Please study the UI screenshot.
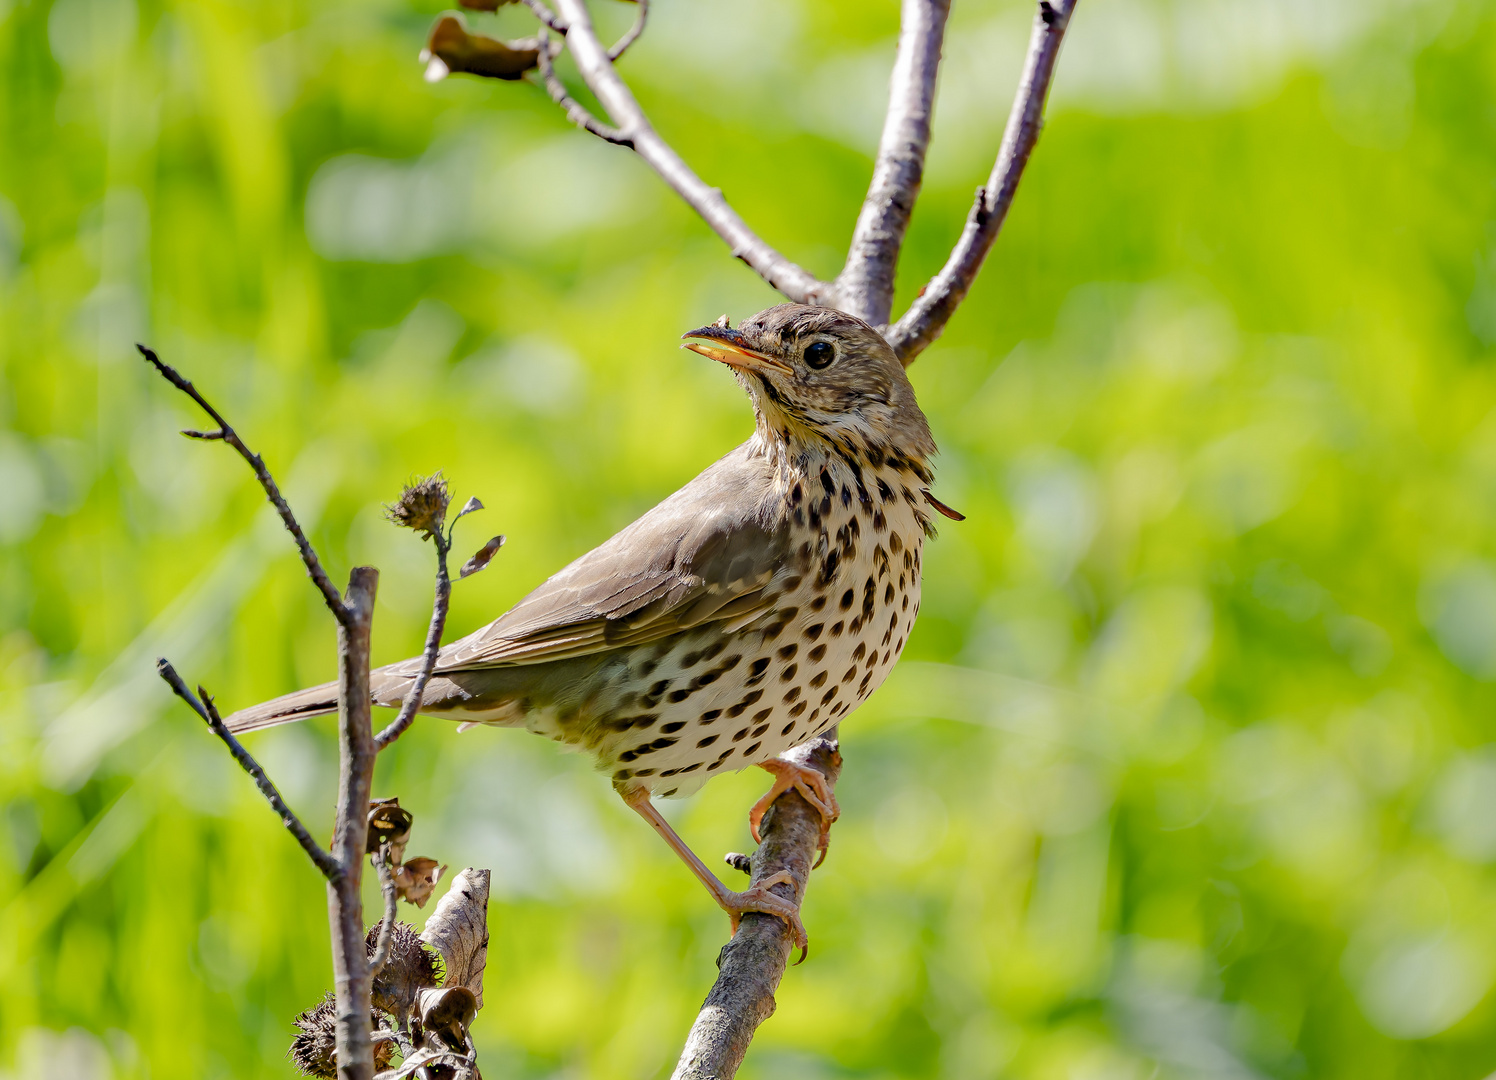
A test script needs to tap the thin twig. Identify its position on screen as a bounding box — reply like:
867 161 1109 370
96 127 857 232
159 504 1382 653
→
137 344 350 624
534 28 634 147
887 0 1077 363
375 529 453 750
669 731 842 1080
155 659 342 880
369 844 400 978
548 0 825 303
833 0 951 326
519 0 566 32
606 0 648 62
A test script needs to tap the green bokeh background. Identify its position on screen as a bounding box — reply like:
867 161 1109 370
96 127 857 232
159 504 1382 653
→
6 0 1496 1076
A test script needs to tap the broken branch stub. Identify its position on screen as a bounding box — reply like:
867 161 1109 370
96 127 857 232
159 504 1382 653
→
420 868 491 1009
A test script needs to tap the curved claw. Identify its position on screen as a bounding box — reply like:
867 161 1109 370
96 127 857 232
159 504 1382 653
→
723 869 809 960
748 758 841 866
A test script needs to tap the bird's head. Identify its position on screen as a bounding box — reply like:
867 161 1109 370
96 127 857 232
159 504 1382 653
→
682 304 935 468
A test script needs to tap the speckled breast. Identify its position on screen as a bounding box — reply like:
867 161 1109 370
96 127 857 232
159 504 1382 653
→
596 460 927 798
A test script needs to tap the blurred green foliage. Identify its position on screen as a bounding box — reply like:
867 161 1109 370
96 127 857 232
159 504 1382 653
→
5 0 1496 1076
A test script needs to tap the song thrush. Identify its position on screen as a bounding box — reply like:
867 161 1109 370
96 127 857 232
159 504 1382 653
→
227 303 953 947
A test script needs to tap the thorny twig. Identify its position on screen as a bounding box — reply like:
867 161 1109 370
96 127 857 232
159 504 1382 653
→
136 344 350 624
155 660 342 881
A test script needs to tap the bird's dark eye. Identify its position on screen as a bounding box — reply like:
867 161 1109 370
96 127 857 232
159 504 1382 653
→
804 341 835 369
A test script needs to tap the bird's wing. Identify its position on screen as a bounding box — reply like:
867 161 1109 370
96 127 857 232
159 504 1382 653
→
422 443 791 672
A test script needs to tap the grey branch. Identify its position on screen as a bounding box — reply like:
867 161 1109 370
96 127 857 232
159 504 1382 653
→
546 0 825 303
374 529 453 750
888 0 1078 363
606 0 648 62
330 566 381 1079
155 659 341 880
136 344 350 625
368 846 400 979
670 731 842 1080
519 0 565 32
535 28 633 147
832 0 951 327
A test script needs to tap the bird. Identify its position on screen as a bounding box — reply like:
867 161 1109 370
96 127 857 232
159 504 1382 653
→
226 303 955 948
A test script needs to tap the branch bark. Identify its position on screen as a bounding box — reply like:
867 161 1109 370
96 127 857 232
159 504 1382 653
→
887 0 1077 363
670 731 842 1080
832 0 951 326
330 566 379 1080
547 0 825 303
368 846 400 979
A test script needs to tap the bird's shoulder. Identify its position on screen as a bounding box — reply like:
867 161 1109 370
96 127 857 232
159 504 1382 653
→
433 440 795 670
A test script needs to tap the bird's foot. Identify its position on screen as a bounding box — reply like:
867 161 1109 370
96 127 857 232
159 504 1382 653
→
748 757 841 867
721 870 809 959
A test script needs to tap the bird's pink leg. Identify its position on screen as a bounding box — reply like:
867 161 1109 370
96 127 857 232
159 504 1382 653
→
619 785 807 951
748 757 840 867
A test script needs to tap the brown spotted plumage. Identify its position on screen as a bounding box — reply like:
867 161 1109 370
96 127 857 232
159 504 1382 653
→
225 303 943 947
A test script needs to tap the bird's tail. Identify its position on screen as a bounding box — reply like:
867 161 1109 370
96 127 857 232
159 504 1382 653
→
223 681 343 733
223 666 530 734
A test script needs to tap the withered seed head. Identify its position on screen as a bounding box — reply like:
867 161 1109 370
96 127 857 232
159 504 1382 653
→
385 472 451 539
368 922 444 1019
289 995 338 1077
289 993 395 1075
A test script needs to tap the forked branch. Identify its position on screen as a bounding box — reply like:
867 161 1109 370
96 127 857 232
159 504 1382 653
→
833 0 951 326
888 0 1077 361
155 660 342 880
136 345 349 624
441 0 1076 358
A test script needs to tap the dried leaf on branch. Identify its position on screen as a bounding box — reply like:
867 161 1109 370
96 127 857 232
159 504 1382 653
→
422 14 541 82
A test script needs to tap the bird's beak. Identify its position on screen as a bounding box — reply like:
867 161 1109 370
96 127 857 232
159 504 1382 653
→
681 324 793 377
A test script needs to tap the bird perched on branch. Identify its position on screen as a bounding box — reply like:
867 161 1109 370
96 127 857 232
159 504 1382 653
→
227 303 955 947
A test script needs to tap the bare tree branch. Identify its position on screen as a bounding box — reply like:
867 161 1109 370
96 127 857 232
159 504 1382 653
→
606 0 648 62
832 0 951 326
519 0 566 32
155 659 342 880
546 0 825 303
534 28 634 147
670 731 842 1080
374 525 453 751
330 566 381 1080
136 345 350 624
887 0 1077 363
368 846 400 979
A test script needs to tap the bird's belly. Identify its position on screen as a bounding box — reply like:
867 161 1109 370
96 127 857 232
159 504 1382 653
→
601 490 925 798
